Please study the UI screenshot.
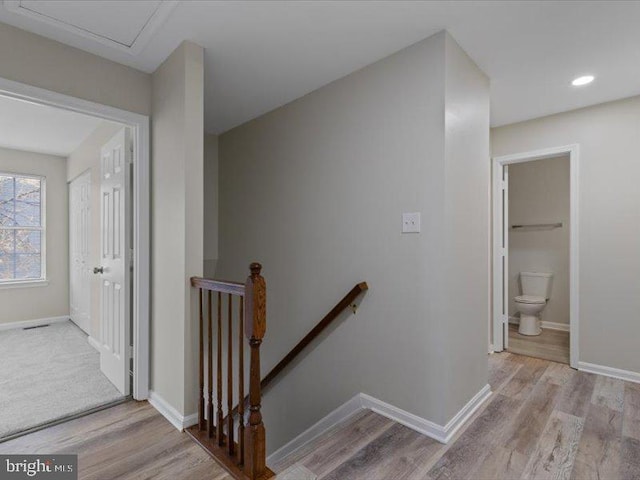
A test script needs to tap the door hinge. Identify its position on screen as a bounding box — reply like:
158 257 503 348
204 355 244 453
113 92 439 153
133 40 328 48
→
127 344 134 359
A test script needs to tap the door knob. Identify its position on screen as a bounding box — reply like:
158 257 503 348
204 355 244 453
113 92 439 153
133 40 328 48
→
93 267 105 274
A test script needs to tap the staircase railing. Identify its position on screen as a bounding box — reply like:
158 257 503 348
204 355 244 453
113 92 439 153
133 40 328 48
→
188 264 368 480
188 263 274 480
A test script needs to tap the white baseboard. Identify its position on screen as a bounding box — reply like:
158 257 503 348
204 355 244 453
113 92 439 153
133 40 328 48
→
577 361 640 385
267 394 363 467
361 384 492 444
183 412 199 429
541 321 570 332
442 384 493 441
87 336 101 352
0 315 69 332
148 390 199 431
267 384 492 467
509 316 570 332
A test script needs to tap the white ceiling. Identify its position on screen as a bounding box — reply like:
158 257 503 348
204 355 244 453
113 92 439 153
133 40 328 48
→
0 95 104 156
1 1 639 134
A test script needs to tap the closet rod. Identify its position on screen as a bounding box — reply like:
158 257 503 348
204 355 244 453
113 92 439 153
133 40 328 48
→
511 222 563 229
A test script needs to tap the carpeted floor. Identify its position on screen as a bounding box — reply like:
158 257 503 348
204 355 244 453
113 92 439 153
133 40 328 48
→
0 320 124 440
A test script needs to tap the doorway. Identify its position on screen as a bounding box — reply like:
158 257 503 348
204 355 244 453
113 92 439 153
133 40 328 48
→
492 145 579 368
0 76 149 440
0 103 132 439
0 76 149 400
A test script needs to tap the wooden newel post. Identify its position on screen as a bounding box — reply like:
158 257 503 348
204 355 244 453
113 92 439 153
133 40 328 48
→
244 262 267 479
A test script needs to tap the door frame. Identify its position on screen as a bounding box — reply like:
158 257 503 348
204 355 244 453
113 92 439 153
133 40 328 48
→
0 76 150 399
492 144 580 368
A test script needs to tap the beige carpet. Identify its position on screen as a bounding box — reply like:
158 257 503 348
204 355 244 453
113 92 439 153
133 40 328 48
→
0 320 124 439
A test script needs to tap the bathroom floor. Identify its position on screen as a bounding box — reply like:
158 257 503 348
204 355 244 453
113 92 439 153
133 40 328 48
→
507 324 569 364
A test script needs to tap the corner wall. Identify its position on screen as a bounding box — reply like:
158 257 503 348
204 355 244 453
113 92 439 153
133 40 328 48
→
441 33 491 421
151 41 204 415
217 30 490 452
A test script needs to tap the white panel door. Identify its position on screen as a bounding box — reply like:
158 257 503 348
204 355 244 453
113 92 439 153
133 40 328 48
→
96 128 132 395
501 166 509 350
69 171 91 334
492 163 510 351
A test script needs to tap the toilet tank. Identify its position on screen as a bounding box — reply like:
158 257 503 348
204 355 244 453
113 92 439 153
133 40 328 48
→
520 272 553 299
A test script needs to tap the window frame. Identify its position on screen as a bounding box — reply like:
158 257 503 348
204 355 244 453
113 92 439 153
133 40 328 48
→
0 171 46 287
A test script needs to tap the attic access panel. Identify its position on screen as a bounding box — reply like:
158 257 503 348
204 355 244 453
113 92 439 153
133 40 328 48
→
4 0 177 54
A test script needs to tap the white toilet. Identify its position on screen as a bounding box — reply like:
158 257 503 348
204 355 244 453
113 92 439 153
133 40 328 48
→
514 272 553 336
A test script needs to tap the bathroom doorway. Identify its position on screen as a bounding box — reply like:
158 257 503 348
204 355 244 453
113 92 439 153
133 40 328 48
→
492 145 579 367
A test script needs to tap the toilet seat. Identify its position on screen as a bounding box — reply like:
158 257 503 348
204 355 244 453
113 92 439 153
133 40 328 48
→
514 295 545 304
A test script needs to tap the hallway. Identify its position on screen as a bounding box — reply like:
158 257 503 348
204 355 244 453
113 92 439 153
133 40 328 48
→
2 352 639 479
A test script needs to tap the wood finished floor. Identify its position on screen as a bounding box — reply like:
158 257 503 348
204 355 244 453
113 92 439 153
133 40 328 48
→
2 353 639 479
508 323 570 364
0 401 232 480
275 352 640 480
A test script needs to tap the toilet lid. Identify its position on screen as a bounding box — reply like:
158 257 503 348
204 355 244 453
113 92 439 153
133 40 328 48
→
515 295 545 304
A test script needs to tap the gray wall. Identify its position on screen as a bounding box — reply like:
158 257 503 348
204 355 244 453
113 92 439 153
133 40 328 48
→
508 157 570 325
216 31 489 453
492 95 640 374
151 41 204 415
441 33 491 418
0 147 68 323
0 23 151 115
204 133 219 277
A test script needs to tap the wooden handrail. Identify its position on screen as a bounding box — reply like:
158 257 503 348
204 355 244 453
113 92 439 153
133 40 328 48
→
261 281 368 391
191 277 246 296
227 281 368 420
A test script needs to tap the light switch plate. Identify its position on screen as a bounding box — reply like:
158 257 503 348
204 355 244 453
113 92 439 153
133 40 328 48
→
402 212 420 233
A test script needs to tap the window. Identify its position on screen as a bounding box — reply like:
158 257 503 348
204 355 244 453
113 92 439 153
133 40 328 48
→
0 173 45 284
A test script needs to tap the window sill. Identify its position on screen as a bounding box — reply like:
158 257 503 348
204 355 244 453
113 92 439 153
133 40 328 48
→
0 279 49 290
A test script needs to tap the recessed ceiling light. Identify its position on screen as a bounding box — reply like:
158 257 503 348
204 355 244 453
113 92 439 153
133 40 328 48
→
571 75 594 86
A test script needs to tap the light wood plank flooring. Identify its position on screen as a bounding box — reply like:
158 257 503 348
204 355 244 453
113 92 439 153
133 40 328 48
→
508 323 570 364
275 352 640 480
2 353 639 479
0 401 232 480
